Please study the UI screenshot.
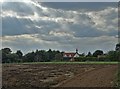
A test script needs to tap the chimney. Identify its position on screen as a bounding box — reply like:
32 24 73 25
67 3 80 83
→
76 49 78 53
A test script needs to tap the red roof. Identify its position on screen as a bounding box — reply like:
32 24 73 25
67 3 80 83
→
63 53 76 57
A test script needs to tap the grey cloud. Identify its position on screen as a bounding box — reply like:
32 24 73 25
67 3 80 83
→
1 1 118 53
2 2 118 37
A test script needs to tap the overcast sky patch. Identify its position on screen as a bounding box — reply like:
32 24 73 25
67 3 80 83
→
1 1 118 54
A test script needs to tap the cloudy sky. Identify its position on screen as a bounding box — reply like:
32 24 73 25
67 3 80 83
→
1 0 118 54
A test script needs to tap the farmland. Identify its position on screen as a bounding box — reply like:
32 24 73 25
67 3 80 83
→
2 62 118 89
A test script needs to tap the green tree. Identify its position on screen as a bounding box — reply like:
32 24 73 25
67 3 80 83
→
116 43 120 51
93 50 103 57
2 48 12 63
54 53 63 61
47 49 53 61
2 48 12 54
7 53 19 63
23 51 35 62
34 54 42 62
86 52 92 57
107 51 117 61
16 50 23 58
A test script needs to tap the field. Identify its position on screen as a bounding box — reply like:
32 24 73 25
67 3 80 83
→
2 62 118 89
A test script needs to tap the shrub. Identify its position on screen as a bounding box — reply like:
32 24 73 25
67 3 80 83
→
74 57 97 62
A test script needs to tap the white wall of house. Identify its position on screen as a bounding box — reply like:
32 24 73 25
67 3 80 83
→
69 55 72 57
74 53 79 58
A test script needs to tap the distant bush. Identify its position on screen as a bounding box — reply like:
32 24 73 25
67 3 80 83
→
74 57 97 62
97 57 110 61
106 51 120 61
74 56 115 62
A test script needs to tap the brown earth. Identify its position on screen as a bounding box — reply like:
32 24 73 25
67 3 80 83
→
2 64 118 89
57 65 118 87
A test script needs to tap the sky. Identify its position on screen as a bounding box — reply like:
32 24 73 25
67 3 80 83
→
0 0 119 54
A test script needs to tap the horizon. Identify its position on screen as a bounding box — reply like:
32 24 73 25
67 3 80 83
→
1 47 117 55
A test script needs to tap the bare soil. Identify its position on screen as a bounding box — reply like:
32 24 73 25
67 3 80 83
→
58 65 118 87
2 63 118 89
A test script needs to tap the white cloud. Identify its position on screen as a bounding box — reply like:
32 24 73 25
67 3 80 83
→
2 34 40 43
49 30 73 37
35 25 43 29
2 1 117 33
2 10 18 18
1 1 118 53
85 7 118 31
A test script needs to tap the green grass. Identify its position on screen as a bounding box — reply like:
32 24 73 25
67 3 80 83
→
5 61 118 65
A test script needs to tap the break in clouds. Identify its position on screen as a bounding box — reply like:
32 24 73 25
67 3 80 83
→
1 0 118 54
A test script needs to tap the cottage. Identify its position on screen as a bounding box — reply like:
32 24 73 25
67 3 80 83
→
63 49 80 61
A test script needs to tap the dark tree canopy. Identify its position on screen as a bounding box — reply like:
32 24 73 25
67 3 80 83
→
86 52 92 57
16 50 23 58
2 48 12 54
93 50 104 57
116 43 120 51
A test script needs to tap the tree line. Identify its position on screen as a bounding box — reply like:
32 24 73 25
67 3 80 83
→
1 43 120 63
1 48 64 63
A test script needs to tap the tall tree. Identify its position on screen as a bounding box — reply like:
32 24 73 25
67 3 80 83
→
47 49 53 61
2 48 12 63
107 51 118 61
16 50 23 58
93 50 103 57
86 52 92 57
7 53 19 63
54 53 63 61
2 48 12 54
116 43 120 51
23 51 35 62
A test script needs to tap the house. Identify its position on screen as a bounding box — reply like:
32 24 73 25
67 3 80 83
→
63 49 80 61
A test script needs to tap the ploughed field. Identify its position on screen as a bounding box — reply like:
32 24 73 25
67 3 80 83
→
2 63 118 89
